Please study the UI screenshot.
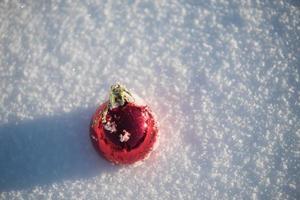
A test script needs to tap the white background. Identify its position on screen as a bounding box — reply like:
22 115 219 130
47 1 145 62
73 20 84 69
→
0 0 299 199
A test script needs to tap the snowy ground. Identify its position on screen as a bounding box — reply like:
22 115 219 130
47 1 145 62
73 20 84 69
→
0 0 299 199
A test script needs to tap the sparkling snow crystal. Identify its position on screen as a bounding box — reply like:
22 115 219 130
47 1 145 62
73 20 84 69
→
0 0 299 199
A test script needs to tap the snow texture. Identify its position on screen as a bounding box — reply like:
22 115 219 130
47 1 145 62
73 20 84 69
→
0 0 299 199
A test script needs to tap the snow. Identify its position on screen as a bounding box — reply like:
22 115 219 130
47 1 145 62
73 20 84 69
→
0 0 299 199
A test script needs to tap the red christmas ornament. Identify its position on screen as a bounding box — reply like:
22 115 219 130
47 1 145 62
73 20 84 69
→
90 84 158 165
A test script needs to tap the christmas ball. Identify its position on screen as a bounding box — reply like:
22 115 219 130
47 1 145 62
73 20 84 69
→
90 84 158 165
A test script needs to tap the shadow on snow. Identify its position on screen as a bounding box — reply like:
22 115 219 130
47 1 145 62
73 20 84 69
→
0 107 118 192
